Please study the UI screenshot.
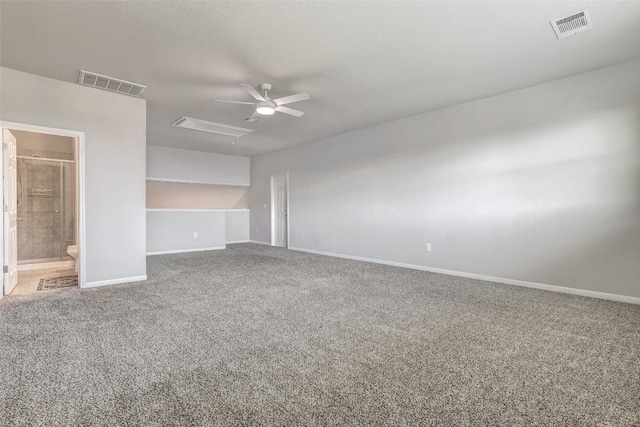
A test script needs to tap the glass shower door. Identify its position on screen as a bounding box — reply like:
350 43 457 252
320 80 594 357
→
17 158 75 264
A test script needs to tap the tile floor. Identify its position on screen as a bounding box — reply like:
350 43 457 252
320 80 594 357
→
11 267 77 296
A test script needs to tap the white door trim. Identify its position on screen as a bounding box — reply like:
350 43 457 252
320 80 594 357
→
270 171 289 248
2 129 18 296
0 121 86 292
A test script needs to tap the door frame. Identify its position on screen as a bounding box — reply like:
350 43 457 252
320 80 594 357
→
2 129 18 295
270 171 289 248
0 121 86 296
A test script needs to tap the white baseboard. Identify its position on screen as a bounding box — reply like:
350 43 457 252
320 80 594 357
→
146 246 226 256
18 260 75 271
83 275 147 289
249 240 271 246
289 246 640 305
226 240 250 244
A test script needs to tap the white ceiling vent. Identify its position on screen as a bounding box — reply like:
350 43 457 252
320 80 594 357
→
171 117 254 137
551 9 593 39
79 70 146 97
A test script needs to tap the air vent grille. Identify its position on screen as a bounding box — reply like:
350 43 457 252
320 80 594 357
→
79 70 146 97
172 117 254 137
551 9 593 39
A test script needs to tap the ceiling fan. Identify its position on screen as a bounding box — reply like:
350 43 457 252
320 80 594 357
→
214 83 310 119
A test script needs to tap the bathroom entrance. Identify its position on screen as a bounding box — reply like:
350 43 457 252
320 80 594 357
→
1 125 82 296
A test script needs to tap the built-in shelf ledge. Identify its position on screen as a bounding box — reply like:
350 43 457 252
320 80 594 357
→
146 208 249 212
146 177 249 187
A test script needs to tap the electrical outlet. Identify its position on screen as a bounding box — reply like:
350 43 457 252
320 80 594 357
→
194 232 198 238
425 243 432 252
256 227 259 233
263 203 267 209
299 231 304 238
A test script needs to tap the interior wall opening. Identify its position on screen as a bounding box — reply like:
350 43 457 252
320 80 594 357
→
3 128 80 295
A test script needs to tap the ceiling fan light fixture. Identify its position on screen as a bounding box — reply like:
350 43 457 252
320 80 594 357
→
256 103 275 115
214 83 310 118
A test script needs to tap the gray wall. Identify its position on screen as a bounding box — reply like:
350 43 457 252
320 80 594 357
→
251 59 640 299
146 181 249 209
146 209 248 253
225 210 250 243
1 67 147 284
147 145 250 185
147 210 226 254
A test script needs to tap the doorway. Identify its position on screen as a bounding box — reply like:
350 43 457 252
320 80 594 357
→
1 122 85 297
270 172 289 248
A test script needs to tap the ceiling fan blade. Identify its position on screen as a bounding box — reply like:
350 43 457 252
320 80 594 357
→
241 84 266 102
213 99 256 105
274 92 310 106
275 106 304 117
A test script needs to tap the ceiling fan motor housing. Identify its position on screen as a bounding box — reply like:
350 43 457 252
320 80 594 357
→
256 101 276 115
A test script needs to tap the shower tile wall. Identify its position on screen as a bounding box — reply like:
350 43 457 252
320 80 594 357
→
17 149 74 262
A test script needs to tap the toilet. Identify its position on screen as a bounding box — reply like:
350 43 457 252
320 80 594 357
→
67 245 78 272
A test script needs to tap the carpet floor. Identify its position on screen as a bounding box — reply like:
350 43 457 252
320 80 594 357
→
0 243 639 426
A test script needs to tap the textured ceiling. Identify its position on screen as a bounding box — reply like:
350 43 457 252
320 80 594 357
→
1 1 639 156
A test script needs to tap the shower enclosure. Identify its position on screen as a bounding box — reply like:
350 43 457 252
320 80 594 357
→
17 157 76 264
